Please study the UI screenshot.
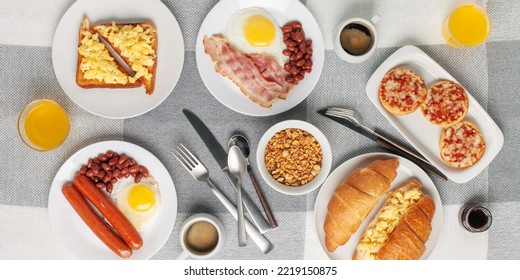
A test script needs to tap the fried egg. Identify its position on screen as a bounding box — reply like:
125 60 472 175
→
110 176 160 231
224 8 286 65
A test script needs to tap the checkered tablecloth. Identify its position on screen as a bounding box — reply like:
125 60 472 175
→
1 0 519 260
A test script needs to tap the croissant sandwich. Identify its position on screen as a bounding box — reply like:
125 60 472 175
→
353 179 435 260
324 159 399 252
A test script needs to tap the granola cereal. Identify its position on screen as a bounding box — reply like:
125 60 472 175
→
264 128 323 187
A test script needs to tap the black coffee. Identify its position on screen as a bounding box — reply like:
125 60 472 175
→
468 209 489 229
339 23 374 56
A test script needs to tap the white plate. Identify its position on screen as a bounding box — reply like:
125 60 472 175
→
256 120 332 195
48 141 177 259
52 0 184 119
314 152 443 260
366 45 503 183
195 0 324 116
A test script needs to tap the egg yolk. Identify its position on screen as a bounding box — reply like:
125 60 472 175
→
128 184 156 212
244 15 275 47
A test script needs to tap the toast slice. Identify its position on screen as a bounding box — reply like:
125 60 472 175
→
76 17 141 88
93 22 158 94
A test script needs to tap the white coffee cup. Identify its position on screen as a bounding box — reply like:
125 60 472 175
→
333 15 380 63
177 213 225 260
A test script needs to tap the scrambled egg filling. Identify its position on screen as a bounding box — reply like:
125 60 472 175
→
358 188 422 259
78 30 129 84
97 23 156 83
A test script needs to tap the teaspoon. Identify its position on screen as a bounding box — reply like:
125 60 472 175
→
230 134 278 229
227 144 247 246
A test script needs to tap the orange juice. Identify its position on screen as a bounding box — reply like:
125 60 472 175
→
443 4 491 48
19 100 69 151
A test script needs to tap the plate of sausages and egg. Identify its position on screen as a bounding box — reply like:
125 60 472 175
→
48 141 177 259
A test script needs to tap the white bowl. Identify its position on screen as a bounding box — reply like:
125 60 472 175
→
256 120 332 195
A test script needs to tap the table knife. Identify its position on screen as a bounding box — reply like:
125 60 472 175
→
98 36 136 77
183 109 272 233
317 109 448 180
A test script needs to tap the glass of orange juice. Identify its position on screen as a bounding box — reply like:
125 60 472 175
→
18 99 70 151
442 4 491 48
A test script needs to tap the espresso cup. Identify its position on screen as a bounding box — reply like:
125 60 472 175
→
177 213 225 260
333 15 380 63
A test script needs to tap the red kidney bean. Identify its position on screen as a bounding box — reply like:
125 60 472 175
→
284 63 291 72
124 173 130 178
285 40 297 47
111 178 118 184
299 42 306 53
86 170 94 177
106 183 113 193
282 25 293 33
118 155 128 165
306 48 313 55
113 169 121 178
296 59 305 67
295 52 303 60
290 66 299 75
306 39 312 46
139 166 149 177
285 76 295 83
292 21 302 28
105 150 114 159
121 160 130 168
294 32 303 42
305 67 312 73
121 168 129 175
101 163 110 172
96 183 106 189
105 171 112 181
108 157 118 166
128 165 139 174
97 153 107 162
87 158 93 168
80 166 87 175
283 33 291 40
295 74 304 81
282 50 292 56
304 54 312 59
134 173 143 183
98 170 106 179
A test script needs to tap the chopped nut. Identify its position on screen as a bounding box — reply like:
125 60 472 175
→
264 128 323 187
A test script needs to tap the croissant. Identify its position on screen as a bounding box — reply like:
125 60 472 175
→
353 179 435 260
324 159 399 252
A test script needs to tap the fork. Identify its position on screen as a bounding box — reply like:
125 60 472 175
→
326 107 447 180
326 107 431 165
172 144 273 254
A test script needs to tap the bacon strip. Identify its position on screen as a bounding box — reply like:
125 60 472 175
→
248 54 294 100
203 35 291 107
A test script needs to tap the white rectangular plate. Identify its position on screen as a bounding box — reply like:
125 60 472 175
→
366 45 503 183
